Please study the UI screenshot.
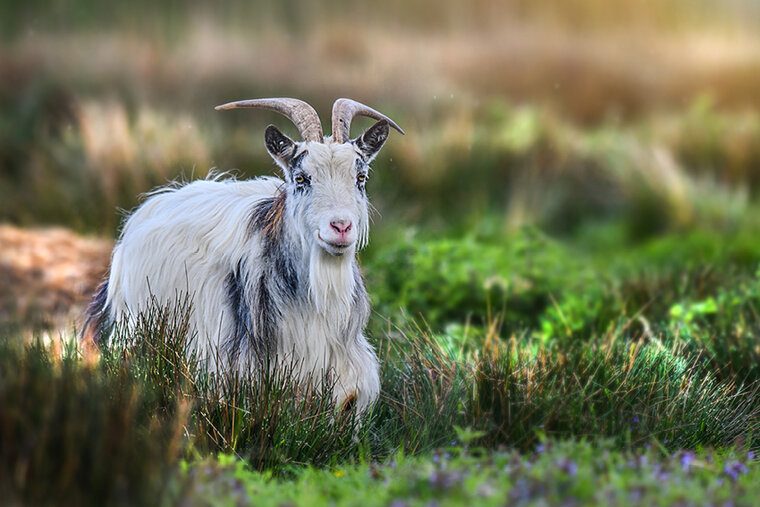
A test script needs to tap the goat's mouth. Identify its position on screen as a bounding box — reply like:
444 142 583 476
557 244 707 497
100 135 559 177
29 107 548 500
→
316 232 353 257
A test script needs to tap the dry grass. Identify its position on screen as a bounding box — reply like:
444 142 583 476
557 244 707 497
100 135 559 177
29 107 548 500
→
3 8 759 122
0 224 111 334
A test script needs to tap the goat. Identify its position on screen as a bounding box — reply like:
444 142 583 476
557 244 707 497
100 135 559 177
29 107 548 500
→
81 97 403 411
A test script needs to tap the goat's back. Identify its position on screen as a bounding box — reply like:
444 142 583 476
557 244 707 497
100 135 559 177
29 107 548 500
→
104 176 283 364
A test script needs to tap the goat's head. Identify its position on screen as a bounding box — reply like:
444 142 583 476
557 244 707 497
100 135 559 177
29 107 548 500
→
216 98 403 257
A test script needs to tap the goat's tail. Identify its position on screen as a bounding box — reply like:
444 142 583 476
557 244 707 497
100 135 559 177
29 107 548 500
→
80 279 111 352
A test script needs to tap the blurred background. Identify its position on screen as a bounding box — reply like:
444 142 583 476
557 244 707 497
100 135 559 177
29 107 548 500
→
2 0 760 337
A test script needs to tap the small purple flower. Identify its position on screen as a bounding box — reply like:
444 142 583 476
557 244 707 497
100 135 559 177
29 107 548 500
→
628 487 644 503
723 461 749 481
432 454 440 464
536 444 545 454
680 451 696 471
748 451 755 461
632 417 639 424
651 464 668 481
558 459 578 477
428 470 463 490
509 479 530 502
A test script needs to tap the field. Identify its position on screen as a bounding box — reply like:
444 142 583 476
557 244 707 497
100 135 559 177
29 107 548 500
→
2 1 760 505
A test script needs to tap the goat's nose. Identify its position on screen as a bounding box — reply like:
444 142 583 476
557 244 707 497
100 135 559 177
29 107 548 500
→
330 219 352 235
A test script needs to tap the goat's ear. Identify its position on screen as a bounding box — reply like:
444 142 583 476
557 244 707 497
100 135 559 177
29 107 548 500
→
265 125 298 171
354 120 390 163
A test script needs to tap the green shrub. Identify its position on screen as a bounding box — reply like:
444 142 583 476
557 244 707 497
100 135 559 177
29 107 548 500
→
368 228 582 334
366 226 760 343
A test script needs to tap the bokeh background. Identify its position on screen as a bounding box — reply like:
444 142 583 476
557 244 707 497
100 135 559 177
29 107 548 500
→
2 0 760 337
5 5 760 502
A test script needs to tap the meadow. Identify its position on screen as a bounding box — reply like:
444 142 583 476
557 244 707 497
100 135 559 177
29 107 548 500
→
2 1 760 505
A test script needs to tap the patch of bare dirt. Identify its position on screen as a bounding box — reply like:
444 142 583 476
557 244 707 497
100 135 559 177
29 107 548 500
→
0 224 112 335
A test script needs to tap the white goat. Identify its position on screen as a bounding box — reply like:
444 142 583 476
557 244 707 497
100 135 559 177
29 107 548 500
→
82 98 403 411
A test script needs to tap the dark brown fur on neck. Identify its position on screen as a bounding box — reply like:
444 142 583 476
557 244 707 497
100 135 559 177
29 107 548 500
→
250 191 286 244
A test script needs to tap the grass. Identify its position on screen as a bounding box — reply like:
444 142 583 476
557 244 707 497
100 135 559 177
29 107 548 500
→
174 442 759 506
4 318 759 504
3 191 760 505
3 237 760 502
3 0 760 237
0 339 186 506
4 90 760 238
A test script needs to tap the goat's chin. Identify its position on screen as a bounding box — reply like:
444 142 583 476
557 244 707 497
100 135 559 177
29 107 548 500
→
315 233 355 257
320 243 353 257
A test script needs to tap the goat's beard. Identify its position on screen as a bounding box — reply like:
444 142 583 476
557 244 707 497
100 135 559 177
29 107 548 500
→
308 243 355 328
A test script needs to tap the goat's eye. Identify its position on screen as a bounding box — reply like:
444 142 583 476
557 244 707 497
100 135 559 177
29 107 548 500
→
357 173 366 183
295 175 305 184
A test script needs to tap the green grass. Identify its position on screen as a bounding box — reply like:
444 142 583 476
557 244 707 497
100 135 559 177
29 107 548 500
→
3 233 760 502
3 330 759 504
174 442 759 506
0 339 185 506
3 214 760 504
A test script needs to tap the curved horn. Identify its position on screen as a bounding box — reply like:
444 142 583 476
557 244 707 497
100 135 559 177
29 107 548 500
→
215 98 323 143
331 98 404 144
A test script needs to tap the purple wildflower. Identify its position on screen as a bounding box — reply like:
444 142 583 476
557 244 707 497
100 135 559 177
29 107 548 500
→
723 461 749 481
680 451 696 472
652 464 669 481
428 470 463 490
556 458 578 477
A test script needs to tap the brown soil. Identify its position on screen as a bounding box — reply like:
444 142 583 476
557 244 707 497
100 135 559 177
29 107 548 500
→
0 224 112 335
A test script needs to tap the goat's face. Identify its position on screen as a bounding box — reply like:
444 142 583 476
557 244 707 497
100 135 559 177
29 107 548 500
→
265 120 390 257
